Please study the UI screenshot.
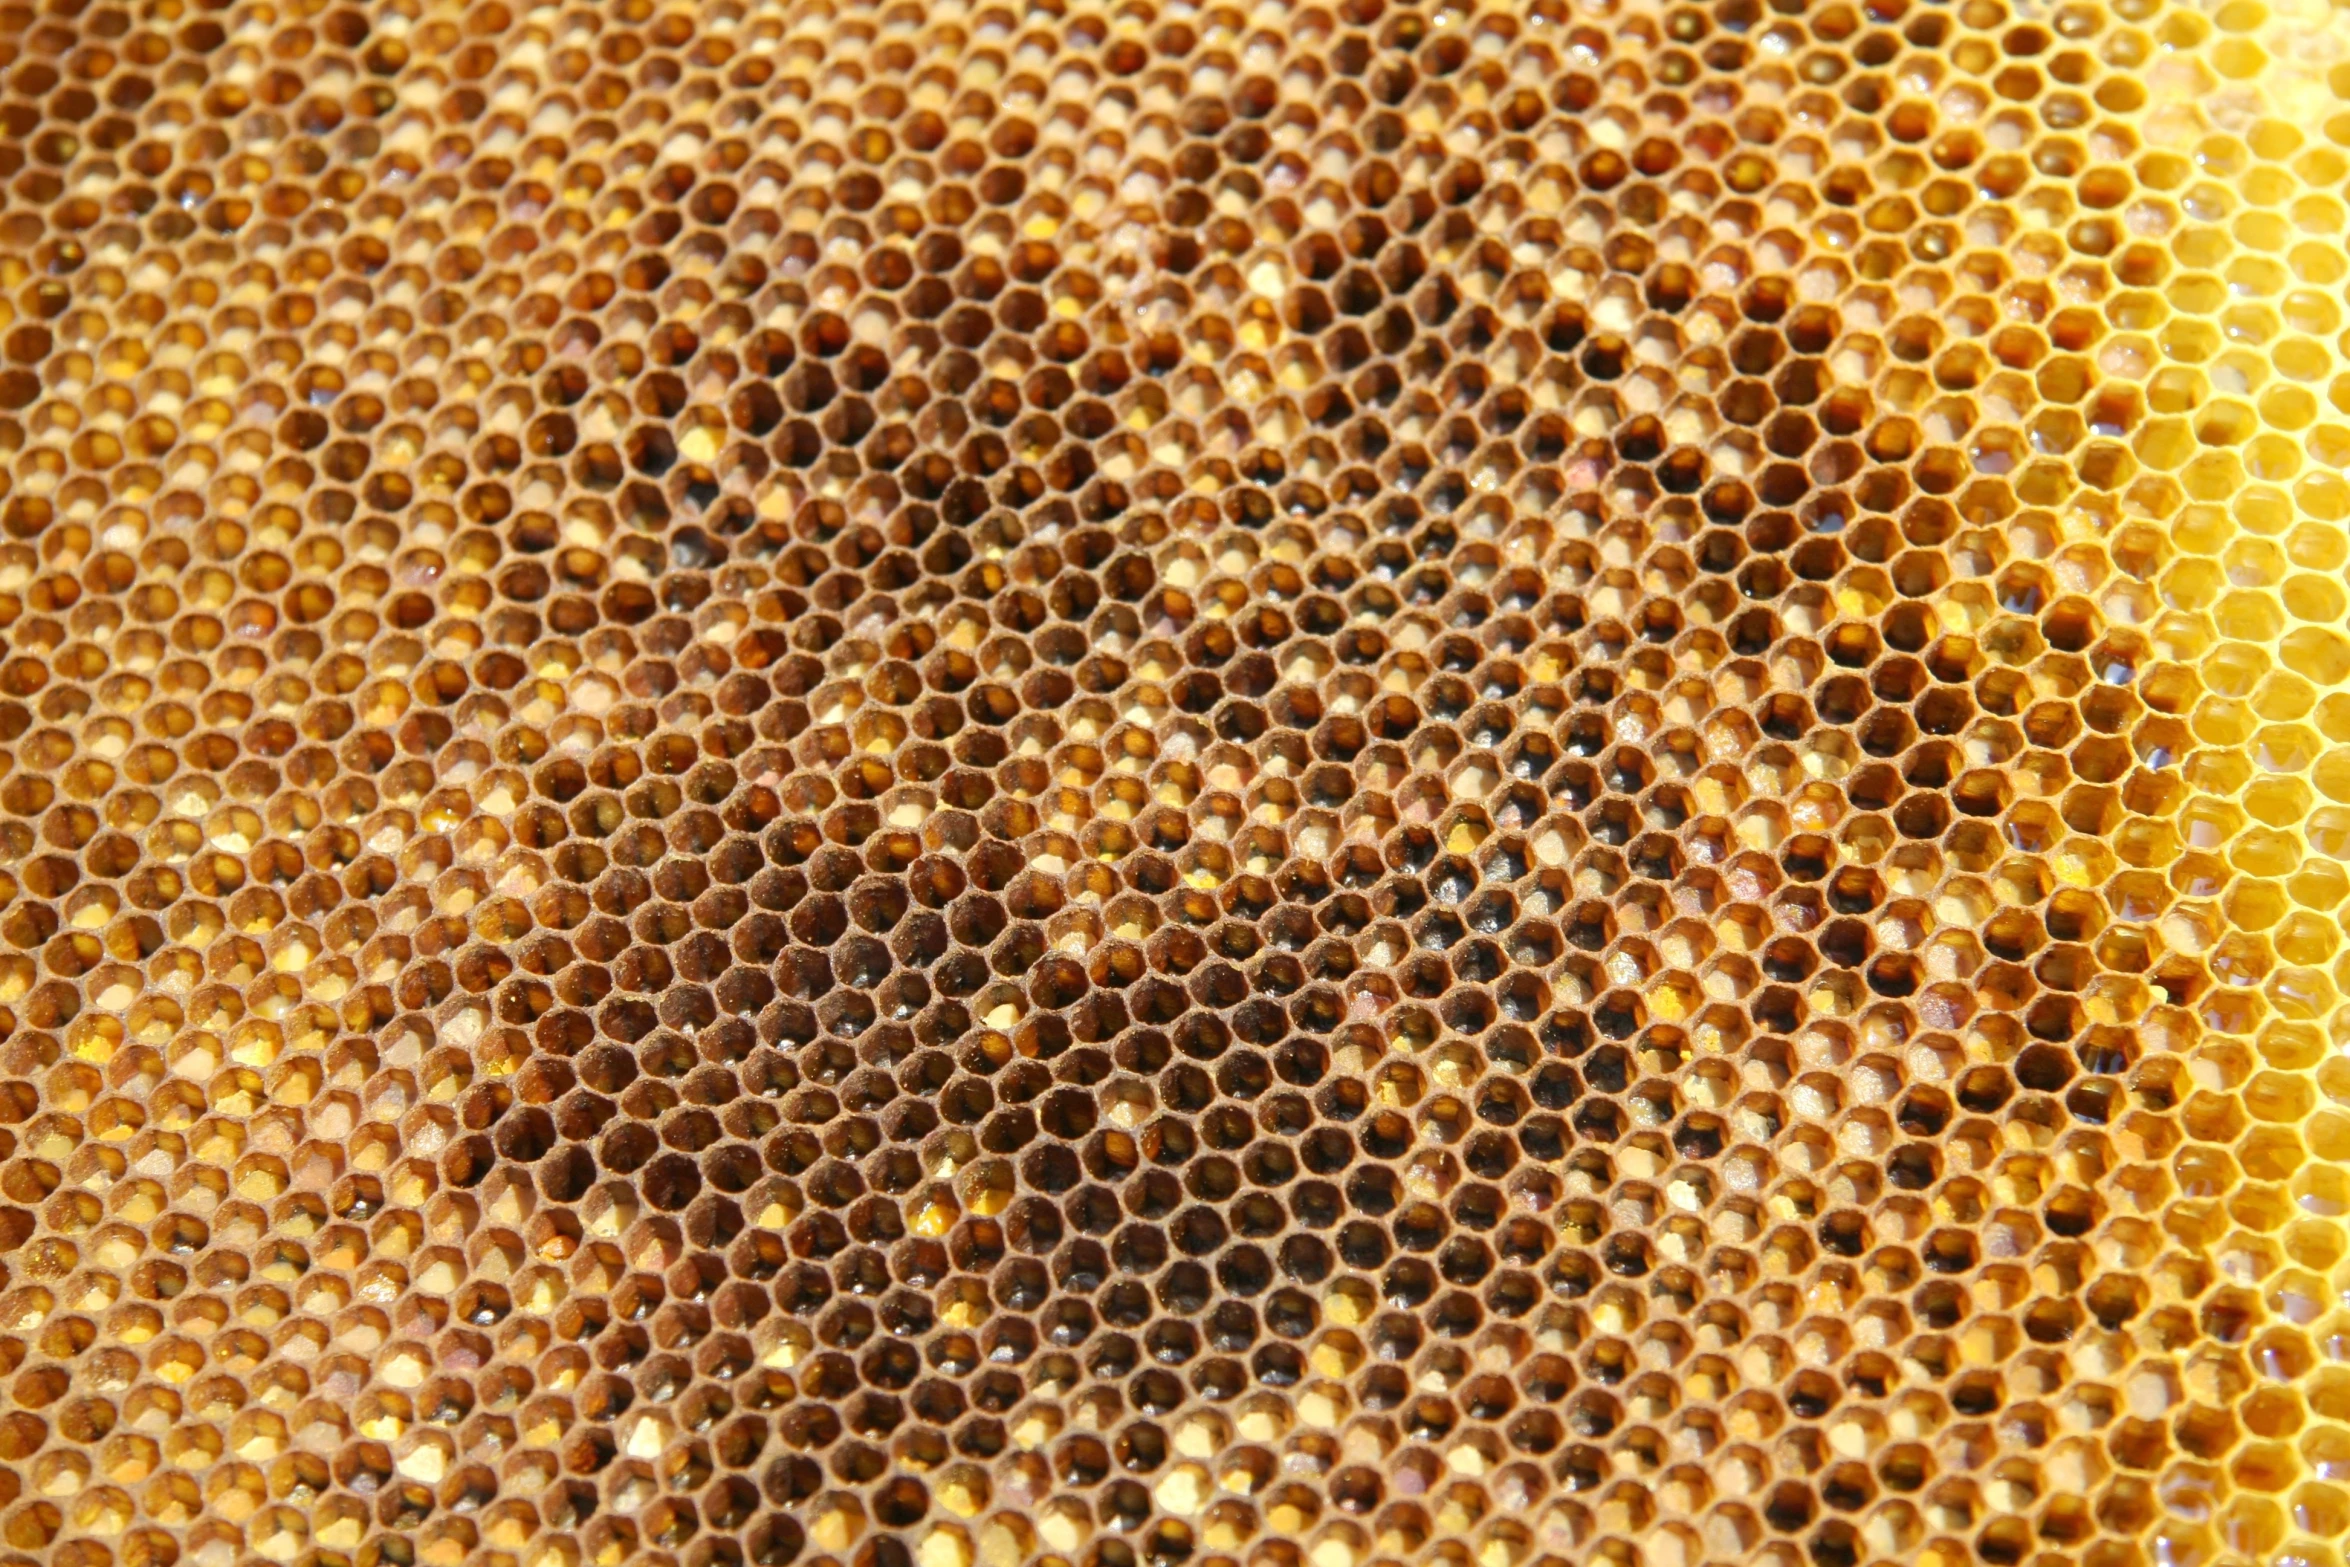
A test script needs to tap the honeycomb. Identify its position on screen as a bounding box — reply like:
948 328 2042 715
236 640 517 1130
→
11 0 2350 1564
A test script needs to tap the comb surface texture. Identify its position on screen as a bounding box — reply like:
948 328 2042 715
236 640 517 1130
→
4 3 2350 1567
